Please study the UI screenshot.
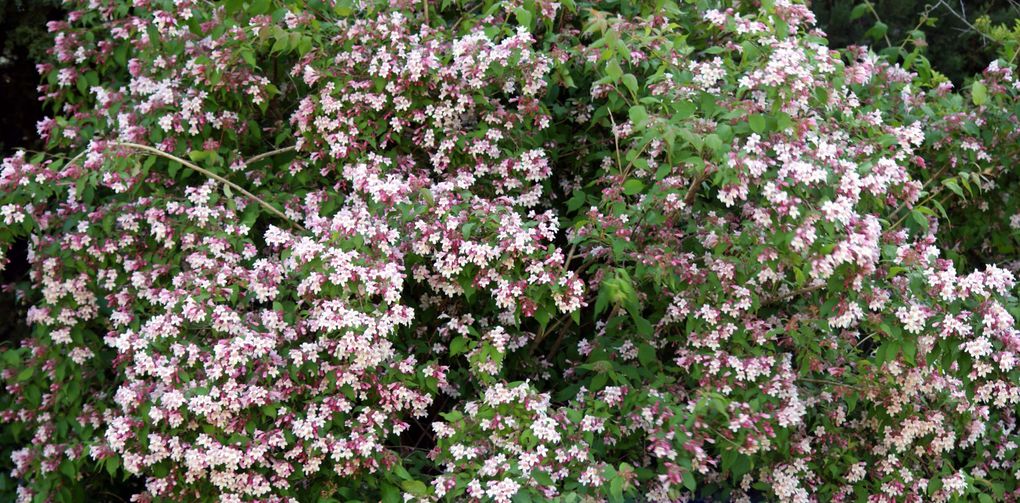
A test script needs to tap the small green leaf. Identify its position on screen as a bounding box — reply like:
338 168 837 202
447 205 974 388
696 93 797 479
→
188 150 209 162
381 483 400 503
249 0 271 15
606 59 623 82
532 469 554 486
775 112 793 131
865 21 888 42
450 336 469 356
393 464 412 481
628 105 648 126
622 179 645 195
704 133 723 152
240 49 256 67
849 3 869 21
566 190 586 212
673 100 696 120
748 114 766 134
910 209 929 231
972 81 988 106
609 476 624 502
621 73 639 95
942 178 964 197
514 7 532 28
400 480 428 496
105 456 121 478
682 471 696 491
637 344 656 367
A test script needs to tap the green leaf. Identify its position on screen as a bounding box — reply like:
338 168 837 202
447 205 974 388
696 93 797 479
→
775 112 793 131
910 209 929 231
400 480 428 496
849 3 869 20
249 0 272 15
105 456 121 478
621 73 639 95
942 178 964 197
972 81 988 106
903 337 916 364
440 410 463 422
673 100 696 120
865 21 888 42
682 471 696 491
748 114 766 134
514 7 532 28
730 454 751 480
271 35 289 54
606 59 623 82
637 344 656 367
609 476 624 502
622 179 645 196
261 404 278 418
240 49 257 67
188 150 209 162
566 190 586 212
532 469 554 486
704 133 723 152
393 464 412 481
594 288 609 317
628 105 648 126
381 483 400 503
113 45 129 66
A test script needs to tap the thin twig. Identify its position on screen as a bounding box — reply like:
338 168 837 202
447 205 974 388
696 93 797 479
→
608 111 623 171
796 377 863 391
863 1 894 49
244 145 296 166
761 283 824 307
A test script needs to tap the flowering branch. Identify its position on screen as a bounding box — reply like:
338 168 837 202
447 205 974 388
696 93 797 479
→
112 142 306 231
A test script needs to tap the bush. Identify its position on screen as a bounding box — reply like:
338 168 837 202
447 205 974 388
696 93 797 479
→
1 0 1019 501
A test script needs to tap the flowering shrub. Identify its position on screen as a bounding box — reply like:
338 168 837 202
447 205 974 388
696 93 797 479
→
2 0 1020 501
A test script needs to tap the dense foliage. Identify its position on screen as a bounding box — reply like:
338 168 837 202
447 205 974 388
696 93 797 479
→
813 0 1020 86
1 0 1020 501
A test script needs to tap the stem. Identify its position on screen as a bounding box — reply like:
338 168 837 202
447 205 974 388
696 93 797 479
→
683 167 711 207
796 377 863 391
854 331 878 349
621 138 652 179
608 111 623 172
888 192 939 231
244 145 296 166
564 242 578 270
761 283 824 307
863 1 894 49
112 142 306 231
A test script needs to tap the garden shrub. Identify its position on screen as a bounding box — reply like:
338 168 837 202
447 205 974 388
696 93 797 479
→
1 0 1020 502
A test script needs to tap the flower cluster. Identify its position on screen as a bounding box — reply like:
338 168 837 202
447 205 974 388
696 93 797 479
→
1 0 1020 502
